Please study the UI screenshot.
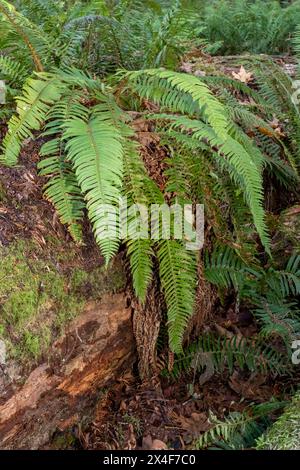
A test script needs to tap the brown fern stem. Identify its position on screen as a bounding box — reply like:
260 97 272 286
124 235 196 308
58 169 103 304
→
0 3 44 72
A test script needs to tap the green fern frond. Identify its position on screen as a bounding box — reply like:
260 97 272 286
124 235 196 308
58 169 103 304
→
168 333 288 379
155 114 270 250
253 60 300 172
204 245 259 290
196 400 286 450
36 90 88 242
157 239 197 353
63 113 124 264
0 0 46 72
0 55 27 86
56 67 104 92
126 69 229 136
38 142 85 243
127 238 153 302
123 140 155 302
0 73 63 166
267 254 300 298
202 74 265 105
254 298 300 343
256 390 300 450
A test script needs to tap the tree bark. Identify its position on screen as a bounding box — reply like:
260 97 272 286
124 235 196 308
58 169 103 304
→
0 294 135 449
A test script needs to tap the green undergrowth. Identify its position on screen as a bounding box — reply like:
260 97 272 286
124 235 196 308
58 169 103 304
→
256 390 300 450
0 238 125 365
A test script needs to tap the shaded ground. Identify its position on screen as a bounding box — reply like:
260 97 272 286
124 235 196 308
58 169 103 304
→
52 365 294 450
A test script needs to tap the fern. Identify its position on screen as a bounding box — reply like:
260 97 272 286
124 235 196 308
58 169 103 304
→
252 59 300 172
38 143 84 243
0 0 47 72
254 298 300 344
0 73 63 166
63 112 124 264
256 390 300 450
167 333 288 379
204 246 257 290
0 7 299 360
37 90 89 242
123 140 155 302
196 400 287 450
205 247 300 344
0 55 27 86
199 0 300 56
127 69 229 136
265 254 300 298
157 239 197 353
155 113 269 250
126 69 270 250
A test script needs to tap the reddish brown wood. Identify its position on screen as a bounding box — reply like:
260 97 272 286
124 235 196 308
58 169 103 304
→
0 294 135 449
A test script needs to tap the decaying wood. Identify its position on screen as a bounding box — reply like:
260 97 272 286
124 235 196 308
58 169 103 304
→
0 294 135 449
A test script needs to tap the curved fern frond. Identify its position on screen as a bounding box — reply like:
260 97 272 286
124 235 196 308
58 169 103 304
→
202 74 266 105
126 69 229 136
0 73 63 166
157 239 197 353
254 297 300 343
266 254 300 298
155 114 270 250
196 401 286 450
168 333 288 379
63 113 124 264
204 245 259 290
0 0 46 72
38 140 85 243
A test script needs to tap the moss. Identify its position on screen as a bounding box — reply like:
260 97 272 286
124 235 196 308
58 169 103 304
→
0 239 125 365
52 432 77 450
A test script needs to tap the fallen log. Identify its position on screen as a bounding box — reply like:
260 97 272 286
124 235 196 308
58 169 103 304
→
0 293 135 449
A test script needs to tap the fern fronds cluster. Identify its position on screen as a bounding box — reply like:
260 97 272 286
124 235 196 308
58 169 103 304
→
0 69 203 352
196 400 287 450
205 247 300 344
0 0 299 363
1 59 299 354
199 0 300 56
256 390 300 450
167 332 288 380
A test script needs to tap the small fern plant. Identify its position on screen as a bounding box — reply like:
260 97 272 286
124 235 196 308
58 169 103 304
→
195 400 287 450
205 246 300 347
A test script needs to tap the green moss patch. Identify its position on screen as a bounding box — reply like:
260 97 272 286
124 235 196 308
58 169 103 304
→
0 239 125 365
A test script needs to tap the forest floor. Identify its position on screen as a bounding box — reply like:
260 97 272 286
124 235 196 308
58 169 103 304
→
0 55 298 450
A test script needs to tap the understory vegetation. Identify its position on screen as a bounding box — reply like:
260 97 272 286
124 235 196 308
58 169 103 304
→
0 0 300 450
